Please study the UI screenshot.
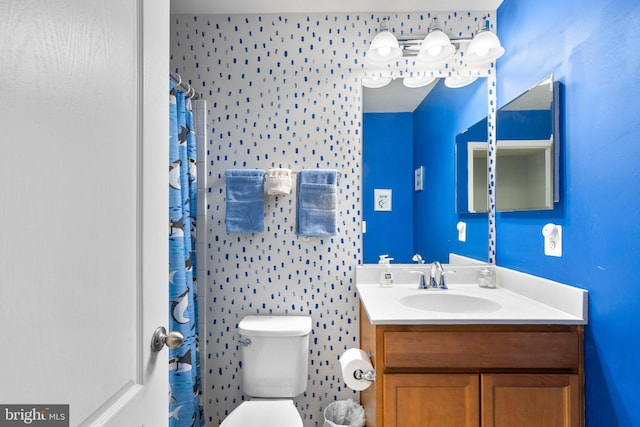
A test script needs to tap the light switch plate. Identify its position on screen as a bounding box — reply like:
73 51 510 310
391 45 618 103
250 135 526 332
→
374 189 392 211
414 166 424 191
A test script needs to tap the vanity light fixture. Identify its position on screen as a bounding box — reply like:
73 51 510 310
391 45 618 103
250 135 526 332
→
416 18 455 66
465 19 505 66
364 16 504 89
444 74 478 88
365 18 403 65
403 75 437 88
362 74 393 88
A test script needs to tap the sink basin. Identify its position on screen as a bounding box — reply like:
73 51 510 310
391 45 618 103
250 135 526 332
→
399 293 502 314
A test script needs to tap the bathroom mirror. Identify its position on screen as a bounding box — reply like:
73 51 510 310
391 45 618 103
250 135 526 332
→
362 77 489 264
455 75 560 213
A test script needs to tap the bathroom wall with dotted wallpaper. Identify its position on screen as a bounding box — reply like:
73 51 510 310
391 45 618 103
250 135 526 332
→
170 11 491 426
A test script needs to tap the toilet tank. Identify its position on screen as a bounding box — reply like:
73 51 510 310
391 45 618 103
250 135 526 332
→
238 315 312 398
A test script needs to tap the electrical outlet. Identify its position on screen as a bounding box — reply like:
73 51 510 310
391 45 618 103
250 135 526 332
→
542 223 562 257
457 221 466 242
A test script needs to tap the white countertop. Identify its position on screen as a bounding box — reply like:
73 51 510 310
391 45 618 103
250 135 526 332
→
356 263 588 325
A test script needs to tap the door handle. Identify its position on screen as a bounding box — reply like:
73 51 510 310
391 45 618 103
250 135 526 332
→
151 326 184 352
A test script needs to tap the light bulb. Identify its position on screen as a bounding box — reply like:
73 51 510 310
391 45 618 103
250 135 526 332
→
366 30 402 65
377 46 391 57
428 45 442 57
465 30 504 65
417 30 454 66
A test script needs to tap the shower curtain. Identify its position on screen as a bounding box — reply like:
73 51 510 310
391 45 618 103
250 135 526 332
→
169 81 204 427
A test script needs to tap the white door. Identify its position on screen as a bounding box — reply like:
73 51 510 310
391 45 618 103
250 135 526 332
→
0 1 170 426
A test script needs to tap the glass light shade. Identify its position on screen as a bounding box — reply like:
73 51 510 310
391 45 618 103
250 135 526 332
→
416 30 455 65
403 75 437 88
465 30 505 65
362 75 392 88
366 31 403 64
444 75 478 88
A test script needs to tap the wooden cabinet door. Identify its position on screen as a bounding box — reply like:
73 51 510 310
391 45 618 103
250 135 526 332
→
384 374 480 427
481 374 581 427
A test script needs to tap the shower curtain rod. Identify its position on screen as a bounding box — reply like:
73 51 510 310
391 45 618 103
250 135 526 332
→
170 72 201 99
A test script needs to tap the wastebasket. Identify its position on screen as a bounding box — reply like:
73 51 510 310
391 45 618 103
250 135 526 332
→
323 399 366 427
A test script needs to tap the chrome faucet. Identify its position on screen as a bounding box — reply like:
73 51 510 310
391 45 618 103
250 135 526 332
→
430 261 450 290
412 262 452 290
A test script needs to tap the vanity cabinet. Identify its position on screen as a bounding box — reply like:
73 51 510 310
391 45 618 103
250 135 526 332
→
481 373 580 427
360 306 584 427
384 373 479 427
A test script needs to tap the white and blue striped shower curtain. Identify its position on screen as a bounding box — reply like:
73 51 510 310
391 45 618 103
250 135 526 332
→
168 81 204 427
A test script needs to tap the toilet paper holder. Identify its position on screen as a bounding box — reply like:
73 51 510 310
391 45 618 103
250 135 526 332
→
353 368 376 382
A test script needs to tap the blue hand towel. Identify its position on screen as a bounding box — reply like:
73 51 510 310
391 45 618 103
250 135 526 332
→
225 169 265 233
296 169 339 237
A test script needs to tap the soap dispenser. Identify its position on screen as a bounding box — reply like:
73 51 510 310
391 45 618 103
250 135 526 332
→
378 255 394 287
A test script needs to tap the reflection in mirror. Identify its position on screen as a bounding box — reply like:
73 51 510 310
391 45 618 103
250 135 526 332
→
455 75 560 213
363 77 488 264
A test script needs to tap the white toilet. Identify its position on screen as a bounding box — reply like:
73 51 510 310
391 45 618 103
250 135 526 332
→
220 315 313 427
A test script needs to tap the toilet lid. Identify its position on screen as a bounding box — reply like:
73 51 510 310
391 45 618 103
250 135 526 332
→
220 400 303 427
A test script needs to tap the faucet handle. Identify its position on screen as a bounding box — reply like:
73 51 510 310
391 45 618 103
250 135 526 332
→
429 262 441 288
438 269 455 289
429 262 455 289
410 271 427 289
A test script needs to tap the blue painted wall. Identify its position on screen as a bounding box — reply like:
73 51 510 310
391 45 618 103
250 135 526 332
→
362 113 414 263
497 1 640 425
498 110 552 140
413 79 489 263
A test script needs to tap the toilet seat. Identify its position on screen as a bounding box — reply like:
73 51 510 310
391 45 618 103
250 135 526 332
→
220 400 303 427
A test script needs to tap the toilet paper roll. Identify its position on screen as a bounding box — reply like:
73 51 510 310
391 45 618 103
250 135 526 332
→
340 348 374 391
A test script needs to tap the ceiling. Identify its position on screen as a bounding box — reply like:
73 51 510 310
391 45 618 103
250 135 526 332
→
170 0 504 112
171 0 503 14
